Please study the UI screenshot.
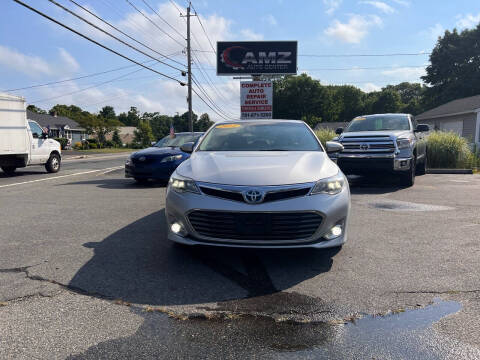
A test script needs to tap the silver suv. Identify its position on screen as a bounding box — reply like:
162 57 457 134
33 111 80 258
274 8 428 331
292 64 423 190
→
333 114 429 186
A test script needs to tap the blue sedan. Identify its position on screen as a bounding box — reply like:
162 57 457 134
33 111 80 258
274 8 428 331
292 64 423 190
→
125 132 203 183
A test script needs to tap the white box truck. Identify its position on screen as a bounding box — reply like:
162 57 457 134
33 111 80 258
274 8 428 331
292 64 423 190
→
0 93 61 175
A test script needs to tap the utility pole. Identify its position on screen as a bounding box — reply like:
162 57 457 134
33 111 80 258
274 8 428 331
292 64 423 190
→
186 2 193 133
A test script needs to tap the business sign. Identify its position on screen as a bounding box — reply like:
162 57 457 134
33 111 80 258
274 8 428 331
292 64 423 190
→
217 41 297 75
240 81 273 119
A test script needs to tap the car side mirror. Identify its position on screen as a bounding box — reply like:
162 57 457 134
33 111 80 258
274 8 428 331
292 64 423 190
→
335 127 344 135
325 141 344 153
415 124 430 132
41 132 48 139
32 133 39 139
180 142 194 153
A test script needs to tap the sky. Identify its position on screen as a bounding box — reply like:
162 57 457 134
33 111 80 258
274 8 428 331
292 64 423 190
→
1 0 480 121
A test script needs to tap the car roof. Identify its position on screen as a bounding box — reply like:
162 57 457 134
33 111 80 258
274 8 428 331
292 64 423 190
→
214 119 305 125
354 113 410 118
172 132 204 135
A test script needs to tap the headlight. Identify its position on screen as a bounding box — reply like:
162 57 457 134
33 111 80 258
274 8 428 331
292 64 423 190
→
168 173 200 194
396 138 412 149
161 154 183 163
310 172 345 195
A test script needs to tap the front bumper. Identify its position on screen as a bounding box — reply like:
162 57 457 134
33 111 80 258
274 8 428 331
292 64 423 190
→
125 163 177 180
165 185 350 249
335 153 412 175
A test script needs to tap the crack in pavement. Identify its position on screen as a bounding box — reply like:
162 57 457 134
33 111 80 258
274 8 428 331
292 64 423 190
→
391 290 480 295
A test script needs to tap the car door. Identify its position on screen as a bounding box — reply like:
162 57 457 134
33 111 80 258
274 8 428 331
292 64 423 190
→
28 121 50 164
411 117 426 159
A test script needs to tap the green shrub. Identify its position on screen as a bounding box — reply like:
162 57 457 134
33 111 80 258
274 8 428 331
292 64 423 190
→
426 131 474 169
104 140 115 148
54 137 68 150
314 128 337 147
89 143 98 149
87 138 98 145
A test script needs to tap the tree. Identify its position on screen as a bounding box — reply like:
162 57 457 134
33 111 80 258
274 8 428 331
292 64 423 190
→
112 129 123 147
133 120 154 147
422 24 480 107
371 89 402 114
99 106 116 120
27 105 46 114
197 113 214 131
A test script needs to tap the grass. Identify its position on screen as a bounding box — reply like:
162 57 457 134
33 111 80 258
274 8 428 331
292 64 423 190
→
426 131 479 169
74 148 136 153
314 128 337 147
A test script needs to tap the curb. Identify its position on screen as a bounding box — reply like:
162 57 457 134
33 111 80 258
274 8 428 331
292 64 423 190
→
426 169 473 174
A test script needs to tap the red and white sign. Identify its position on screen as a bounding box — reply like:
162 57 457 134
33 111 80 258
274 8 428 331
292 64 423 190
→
240 81 273 119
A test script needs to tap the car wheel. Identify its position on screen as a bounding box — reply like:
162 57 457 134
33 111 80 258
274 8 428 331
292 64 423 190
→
416 154 427 175
1 166 17 175
401 158 415 187
45 153 61 173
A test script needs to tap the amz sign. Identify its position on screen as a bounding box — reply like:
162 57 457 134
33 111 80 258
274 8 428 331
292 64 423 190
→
217 41 297 75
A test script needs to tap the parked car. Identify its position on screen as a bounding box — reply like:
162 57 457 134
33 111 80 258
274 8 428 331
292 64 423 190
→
125 132 204 183
0 93 61 175
333 114 429 186
165 120 350 249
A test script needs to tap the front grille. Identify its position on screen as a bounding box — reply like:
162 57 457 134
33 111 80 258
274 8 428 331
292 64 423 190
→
198 185 311 204
188 211 323 241
340 136 395 153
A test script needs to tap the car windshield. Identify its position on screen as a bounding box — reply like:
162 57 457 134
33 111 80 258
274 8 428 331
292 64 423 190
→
154 133 202 148
345 115 411 132
197 122 322 151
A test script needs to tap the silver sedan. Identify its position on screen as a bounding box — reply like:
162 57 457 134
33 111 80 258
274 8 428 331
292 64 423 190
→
165 120 350 249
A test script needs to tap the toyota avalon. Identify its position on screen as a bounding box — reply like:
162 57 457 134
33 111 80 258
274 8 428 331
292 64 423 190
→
165 120 350 249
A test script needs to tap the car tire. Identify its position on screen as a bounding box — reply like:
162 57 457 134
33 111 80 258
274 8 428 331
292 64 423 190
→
401 158 416 187
416 154 427 175
45 153 61 173
1 166 17 175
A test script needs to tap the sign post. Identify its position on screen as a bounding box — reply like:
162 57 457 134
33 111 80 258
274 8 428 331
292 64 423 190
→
240 81 273 119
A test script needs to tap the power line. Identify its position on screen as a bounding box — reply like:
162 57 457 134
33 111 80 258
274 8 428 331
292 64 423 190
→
192 75 236 119
140 0 185 40
303 65 427 71
13 0 185 85
193 49 431 57
191 87 231 121
190 2 216 54
125 0 185 48
67 0 186 68
48 0 186 73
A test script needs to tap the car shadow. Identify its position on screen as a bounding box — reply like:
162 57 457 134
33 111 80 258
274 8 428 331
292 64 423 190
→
0 169 46 178
348 175 403 195
59 178 167 189
68 209 340 306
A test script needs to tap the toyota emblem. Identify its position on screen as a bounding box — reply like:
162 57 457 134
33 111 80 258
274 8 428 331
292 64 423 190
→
243 189 265 204
360 144 370 151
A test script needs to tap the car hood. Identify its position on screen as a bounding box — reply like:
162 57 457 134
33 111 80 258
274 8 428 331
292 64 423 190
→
340 130 411 139
176 151 339 186
132 147 182 158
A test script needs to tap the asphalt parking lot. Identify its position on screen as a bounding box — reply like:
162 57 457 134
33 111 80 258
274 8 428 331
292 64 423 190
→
1 155 479 359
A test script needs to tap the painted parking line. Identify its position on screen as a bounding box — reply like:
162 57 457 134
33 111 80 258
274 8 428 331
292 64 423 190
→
0 166 124 189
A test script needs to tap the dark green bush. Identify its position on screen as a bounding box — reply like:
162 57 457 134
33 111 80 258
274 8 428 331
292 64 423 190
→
426 131 474 169
54 137 68 150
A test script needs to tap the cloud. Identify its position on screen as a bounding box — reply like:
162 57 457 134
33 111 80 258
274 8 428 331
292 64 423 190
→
239 29 264 40
456 13 480 29
381 66 426 80
390 0 409 6
361 83 381 92
426 23 444 40
262 14 277 26
58 48 80 73
323 0 342 15
324 15 382 43
0 46 53 77
360 1 396 14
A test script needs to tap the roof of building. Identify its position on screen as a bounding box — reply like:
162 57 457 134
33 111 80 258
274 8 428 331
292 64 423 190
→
26 110 84 131
416 94 480 120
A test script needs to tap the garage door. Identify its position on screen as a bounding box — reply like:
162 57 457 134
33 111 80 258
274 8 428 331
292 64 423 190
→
441 119 463 136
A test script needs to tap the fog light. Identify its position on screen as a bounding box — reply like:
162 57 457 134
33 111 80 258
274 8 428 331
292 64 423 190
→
171 222 182 234
324 224 343 240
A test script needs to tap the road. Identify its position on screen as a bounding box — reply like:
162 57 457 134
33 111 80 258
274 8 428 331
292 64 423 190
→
1 155 479 359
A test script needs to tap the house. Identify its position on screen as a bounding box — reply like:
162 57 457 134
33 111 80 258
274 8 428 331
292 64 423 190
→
27 110 88 144
416 95 480 146
106 126 136 145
